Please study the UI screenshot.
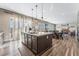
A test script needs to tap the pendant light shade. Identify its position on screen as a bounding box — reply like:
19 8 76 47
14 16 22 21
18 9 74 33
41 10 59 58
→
35 4 38 19
41 4 44 20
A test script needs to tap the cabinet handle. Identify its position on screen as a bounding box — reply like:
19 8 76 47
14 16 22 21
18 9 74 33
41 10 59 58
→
47 36 48 39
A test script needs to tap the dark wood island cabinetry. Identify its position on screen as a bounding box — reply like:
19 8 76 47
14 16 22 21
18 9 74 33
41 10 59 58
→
22 32 53 55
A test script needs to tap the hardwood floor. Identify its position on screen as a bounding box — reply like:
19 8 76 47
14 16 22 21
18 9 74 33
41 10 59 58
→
43 37 79 56
0 36 79 56
18 36 79 56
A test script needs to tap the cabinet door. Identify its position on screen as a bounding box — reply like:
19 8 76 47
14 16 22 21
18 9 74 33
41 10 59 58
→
21 32 24 43
24 34 27 45
38 36 47 53
47 34 52 47
32 36 37 53
27 35 32 48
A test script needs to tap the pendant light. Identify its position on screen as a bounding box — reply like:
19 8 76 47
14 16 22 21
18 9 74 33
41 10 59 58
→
32 8 34 20
35 4 38 32
41 3 43 20
41 4 46 32
35 4 38 19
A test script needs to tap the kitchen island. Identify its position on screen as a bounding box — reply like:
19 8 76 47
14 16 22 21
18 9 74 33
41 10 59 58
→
21 32 53 55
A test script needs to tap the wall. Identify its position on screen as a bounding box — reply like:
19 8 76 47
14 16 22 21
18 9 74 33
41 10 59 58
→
0 11 10 33
0 10 56 33
0 11 23 33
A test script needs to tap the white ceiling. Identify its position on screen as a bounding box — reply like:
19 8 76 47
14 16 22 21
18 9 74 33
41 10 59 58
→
0 3 79 24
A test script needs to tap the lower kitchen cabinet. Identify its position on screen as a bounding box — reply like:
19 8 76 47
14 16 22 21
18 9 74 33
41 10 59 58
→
27 35 32 48
22 32 28 45
31 36 37 53
24 33 28 45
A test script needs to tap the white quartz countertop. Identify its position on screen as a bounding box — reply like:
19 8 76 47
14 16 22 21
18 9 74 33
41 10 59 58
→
22 32 53 36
